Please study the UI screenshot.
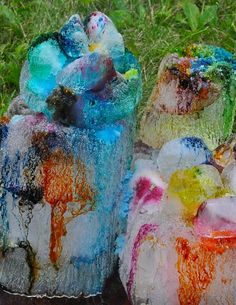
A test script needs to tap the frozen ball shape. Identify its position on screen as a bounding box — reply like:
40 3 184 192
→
157 137 212 181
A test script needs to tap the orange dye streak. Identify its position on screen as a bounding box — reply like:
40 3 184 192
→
0 116 10 124
41 150 95 264
201 236 236 254
176 237 216 305
211 230 236 239
50 201 67 265
175 236 236 305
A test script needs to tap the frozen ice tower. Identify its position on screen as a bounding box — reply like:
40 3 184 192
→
0 12 141 297
140 44 236 150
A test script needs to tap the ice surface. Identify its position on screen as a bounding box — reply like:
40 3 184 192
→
21 35 68 116
28 35 67 81
6 95 34 117
140 44 236 150
85 12 125 71
195 196 236 239
18 13 140 128
221 161 236 193
168 164 226 216
48 51 141 128
213 134 236 169
56 52 116 94
59 14 89 58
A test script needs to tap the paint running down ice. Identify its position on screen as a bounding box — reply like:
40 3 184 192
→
140 44 236 150
120 136 236 305
0 11 141 297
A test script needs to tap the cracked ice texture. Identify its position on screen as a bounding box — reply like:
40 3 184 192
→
120 139 236 305
140 44 236 150
0 11 141 297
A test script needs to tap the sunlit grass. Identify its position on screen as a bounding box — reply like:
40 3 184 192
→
0 0 236 118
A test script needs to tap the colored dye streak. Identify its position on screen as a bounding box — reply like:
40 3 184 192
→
26 243 40 293
127 224 158 299
50 201 67 265
176 237 217 305
133 177 164 207
175 236 236 305
41 150 95 264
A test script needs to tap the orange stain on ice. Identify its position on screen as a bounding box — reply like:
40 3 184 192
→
175 236 236 305
175 237 216 305
41 149 95 265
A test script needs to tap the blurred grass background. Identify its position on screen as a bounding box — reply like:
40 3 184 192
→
0 0 236 117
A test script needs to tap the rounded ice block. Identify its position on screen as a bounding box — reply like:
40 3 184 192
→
157 137 212 181
0 12 142 298
20 12 141 128
120 152 236 305
140 44 236 150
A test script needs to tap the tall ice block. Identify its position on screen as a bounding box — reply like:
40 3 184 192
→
140 44 236 150
0 11 141 297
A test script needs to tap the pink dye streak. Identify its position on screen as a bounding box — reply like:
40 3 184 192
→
127 223 159 299
133 177 164 208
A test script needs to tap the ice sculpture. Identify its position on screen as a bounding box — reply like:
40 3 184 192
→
0 12 141 297
120 136 236 305
140 44 236 150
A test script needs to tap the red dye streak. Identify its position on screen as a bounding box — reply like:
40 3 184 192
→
134 178 152 204
50 202 67 264
134 177 164 207
143 186 163 203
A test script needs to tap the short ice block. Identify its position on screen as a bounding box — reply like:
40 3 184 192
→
140 44 236 150
120 138 236 305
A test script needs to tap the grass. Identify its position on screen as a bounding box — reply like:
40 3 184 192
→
0 0 236 118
